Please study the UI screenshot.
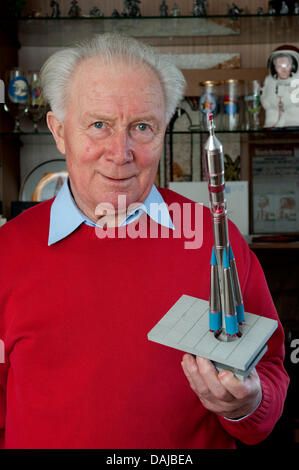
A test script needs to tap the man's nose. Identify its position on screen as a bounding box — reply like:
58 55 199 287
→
106 130 134 164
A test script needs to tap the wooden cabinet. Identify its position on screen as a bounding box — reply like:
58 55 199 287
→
1 1 299 219
0 20 19 217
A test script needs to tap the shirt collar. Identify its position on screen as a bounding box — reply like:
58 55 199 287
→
48 177 174 246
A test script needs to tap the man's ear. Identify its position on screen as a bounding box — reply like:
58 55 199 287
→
46 111 66 155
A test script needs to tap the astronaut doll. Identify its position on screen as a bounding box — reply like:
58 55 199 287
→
260 45 299 128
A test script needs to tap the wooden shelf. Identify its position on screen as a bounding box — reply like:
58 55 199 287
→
14 14 299 47
249 242 299 250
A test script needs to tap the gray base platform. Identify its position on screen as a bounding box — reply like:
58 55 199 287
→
148 295 278 380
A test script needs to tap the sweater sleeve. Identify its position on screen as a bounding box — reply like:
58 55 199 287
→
0 356 8 449
0 281 9 449
217 248 290 445
0 229 7 448
0 223 19 449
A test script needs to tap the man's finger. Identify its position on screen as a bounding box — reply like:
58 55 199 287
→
181 354 210 398
195 357 235 402
218 368 260 400
181 357 197 392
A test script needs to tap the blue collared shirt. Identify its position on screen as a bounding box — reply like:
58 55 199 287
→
48 177 174 245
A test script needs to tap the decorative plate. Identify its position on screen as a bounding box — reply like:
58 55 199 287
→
19 159 68 202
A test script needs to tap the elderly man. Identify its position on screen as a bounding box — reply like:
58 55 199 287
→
0 33 288 449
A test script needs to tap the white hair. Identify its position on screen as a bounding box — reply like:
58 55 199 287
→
40 33 186 124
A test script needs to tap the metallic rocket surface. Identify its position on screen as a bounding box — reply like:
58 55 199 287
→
223 248 239 336
209 247 222 333
204 114 244 337
228 244 245 324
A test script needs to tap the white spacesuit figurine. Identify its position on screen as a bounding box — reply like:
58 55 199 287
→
260 45 299 129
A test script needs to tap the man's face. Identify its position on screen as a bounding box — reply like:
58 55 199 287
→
51 57 167 221
274 56 292 80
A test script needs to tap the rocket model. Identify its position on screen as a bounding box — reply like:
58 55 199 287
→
205 113 245 339
148 113 278 379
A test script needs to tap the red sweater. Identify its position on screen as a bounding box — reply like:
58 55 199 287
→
0 188 289 449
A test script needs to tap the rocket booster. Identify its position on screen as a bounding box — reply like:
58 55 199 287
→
205 114 244 337
228 244 245 324
223 248 239 336
209 247 222 333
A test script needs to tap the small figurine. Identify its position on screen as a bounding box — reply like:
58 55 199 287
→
122 0 129 16
111 9 120 17
89 6 104 17
192 0 207 17
68 0 81 17
227 3 243 16
170 3 180 16
27 10 43 18
50 0 60 18
294 2 299 14
257 7 264 15
193 1 200 16
280 1 289 14
159 0 168 16
268 1 276 15
132 0 142 16
122 0 141 17
260 45 299 128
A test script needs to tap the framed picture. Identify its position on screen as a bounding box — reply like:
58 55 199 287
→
249 141 299 234
168 181 249 235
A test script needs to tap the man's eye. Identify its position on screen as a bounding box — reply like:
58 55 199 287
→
137 123 149 131
130 123 155 142
94 121 105 129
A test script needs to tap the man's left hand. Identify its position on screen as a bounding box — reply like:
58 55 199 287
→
181 354 262 420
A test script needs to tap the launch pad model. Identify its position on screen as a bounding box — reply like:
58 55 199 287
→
148 295 277 380
148 114 278 380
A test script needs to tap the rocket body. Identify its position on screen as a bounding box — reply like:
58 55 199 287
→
205 114 244 337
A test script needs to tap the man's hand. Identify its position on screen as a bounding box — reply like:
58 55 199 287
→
181 354 262 420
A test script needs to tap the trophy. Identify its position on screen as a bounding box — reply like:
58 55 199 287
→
27 71 46 132
3 68 29 133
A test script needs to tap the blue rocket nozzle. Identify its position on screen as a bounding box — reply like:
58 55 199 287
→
236 304 245 324
225 315 239 336
209 311 222 332
210 246 217 266
228 244 234 262
222 248 230 269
